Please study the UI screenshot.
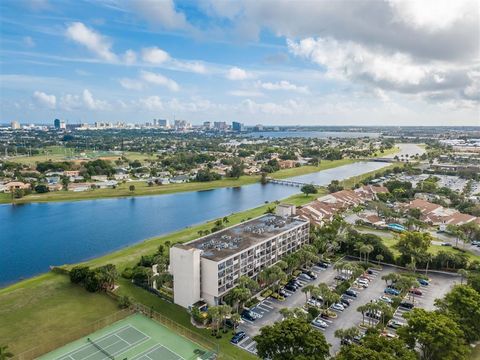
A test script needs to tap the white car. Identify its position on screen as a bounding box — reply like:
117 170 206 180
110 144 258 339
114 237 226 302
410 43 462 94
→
355 279 369 288
379 296 393 304
331 303 345 311
307 298 321 307
312 318 328 328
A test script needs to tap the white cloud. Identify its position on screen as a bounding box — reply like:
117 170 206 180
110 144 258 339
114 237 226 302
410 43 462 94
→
82 89 109 110
140 70 179 91
141 46 170 64
33 91 56 109
226 67 250 80
171 60 208 74
65 22 117 62
132 0 191 30
119 78 144 91
123 49 137 65
139 96 164 111
229 90 264 97
387 0 473 31
258 80 309 94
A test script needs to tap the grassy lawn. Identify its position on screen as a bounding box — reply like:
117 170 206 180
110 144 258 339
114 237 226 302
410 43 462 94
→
0 273 119 355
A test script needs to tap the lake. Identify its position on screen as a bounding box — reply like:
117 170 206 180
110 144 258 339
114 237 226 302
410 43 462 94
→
0 161 388 287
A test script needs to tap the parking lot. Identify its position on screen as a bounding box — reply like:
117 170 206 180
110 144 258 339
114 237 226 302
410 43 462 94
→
233 261 459 356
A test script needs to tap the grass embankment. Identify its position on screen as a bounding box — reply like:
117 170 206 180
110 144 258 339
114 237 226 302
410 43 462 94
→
0 191 321 359
1 159 354 205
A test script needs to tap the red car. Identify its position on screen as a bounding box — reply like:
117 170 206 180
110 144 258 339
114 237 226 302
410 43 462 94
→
409 288 422 296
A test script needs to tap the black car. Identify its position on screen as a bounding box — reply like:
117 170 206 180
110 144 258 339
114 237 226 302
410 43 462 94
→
284 284 297 292
399 302 414 309
367 269 374 275
317 262 329 269
302 270 317 279
340 338 352 345
277 289 290 297
241 310 256 321
231 331 246 344
320 312 331 319
344 289 357 297
339 298 350 307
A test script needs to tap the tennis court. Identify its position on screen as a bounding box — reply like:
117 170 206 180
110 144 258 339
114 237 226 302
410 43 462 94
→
39 314 214 360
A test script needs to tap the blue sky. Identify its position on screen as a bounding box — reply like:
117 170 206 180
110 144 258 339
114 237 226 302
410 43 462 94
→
0 0 479 126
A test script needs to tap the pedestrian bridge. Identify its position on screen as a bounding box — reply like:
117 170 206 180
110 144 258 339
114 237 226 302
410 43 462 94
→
266 178 314 187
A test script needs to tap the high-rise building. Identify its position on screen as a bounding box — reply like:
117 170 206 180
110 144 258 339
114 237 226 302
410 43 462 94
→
232 121 245 132
203 121 211 129
157 119 169 128
54 119 61 129
10 121 20 130
213 121 228 131
170 206 309 308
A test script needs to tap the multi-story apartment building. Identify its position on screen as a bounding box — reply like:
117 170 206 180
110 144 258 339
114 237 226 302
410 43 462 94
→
170 206 309 308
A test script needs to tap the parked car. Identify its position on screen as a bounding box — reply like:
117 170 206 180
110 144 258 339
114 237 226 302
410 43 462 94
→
298 273 313 281
340 295 353 304
312 318 328 328
356 279 369 288
409 288 422 296
317 262 329 269
291 279 303 287
366 310 382 320
307 298 322 308
335 275 348 281
384 288 400 296
387 320 403 329
302 270 318 279
441 242 452 246
339 298 351 307
340 338 352 345
331 303 345 311
241 310 256 321
367 269 374 275
277 289 290 297
231 331 246 344
417 278 429 286
284 284 297 292
344 289 358 297
379 296 394 304
399 302 414 309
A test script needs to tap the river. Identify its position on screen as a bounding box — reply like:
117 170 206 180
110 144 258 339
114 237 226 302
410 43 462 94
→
0 161 388 287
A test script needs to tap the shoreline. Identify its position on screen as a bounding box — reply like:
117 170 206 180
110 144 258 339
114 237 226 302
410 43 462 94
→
0 158 358 205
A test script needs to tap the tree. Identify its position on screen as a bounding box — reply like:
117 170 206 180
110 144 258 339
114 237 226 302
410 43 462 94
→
228 161 244 179
302 284 316 305
327 180 343 193
0 345 14 360
335 332 417 360
334 326 360 343
395 231 432 270
398 308 469 360
230 313 241 334
375 254 384 266
301 184 318 196
254 318 330 360
207 306 222 337
97 264 117 291
70 266 90 284
34 184 49 193
435 284 480 343
129 185 135 192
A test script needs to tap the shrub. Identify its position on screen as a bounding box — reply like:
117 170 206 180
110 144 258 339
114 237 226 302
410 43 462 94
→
261 289 273 298
118 295 132 309
70 266 90 284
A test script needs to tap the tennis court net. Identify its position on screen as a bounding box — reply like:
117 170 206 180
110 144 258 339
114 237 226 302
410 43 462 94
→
87 338 115 360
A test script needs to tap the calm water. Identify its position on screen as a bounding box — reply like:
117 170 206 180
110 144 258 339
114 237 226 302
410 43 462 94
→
0 161 388 287
247 131 380 139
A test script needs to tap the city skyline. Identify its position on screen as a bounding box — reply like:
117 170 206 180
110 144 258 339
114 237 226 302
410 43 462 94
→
1 0 479 126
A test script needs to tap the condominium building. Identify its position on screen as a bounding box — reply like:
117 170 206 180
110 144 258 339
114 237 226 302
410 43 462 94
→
170 207 310 308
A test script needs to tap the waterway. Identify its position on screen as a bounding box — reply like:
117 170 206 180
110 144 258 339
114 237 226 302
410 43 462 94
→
0 161 388 287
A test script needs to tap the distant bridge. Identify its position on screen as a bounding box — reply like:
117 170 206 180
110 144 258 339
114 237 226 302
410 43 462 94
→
362 157 396 163
266 178 314 187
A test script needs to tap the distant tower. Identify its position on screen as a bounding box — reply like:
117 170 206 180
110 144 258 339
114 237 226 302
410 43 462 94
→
54 119 61 129
10 121 20 129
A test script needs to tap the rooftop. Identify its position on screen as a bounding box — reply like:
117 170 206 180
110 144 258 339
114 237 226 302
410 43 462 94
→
178 214 308 261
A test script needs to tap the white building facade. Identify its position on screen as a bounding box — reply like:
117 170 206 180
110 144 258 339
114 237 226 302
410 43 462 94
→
170 212 309 308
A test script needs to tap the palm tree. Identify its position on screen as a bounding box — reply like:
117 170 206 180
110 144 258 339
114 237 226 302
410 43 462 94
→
0 345 14 360
219 304 232 333
458 269 469 285
207 306 221 337
230 313 241 334
334 327 360 344
357 304 368 326
375 254 384 266
302 284 315 305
